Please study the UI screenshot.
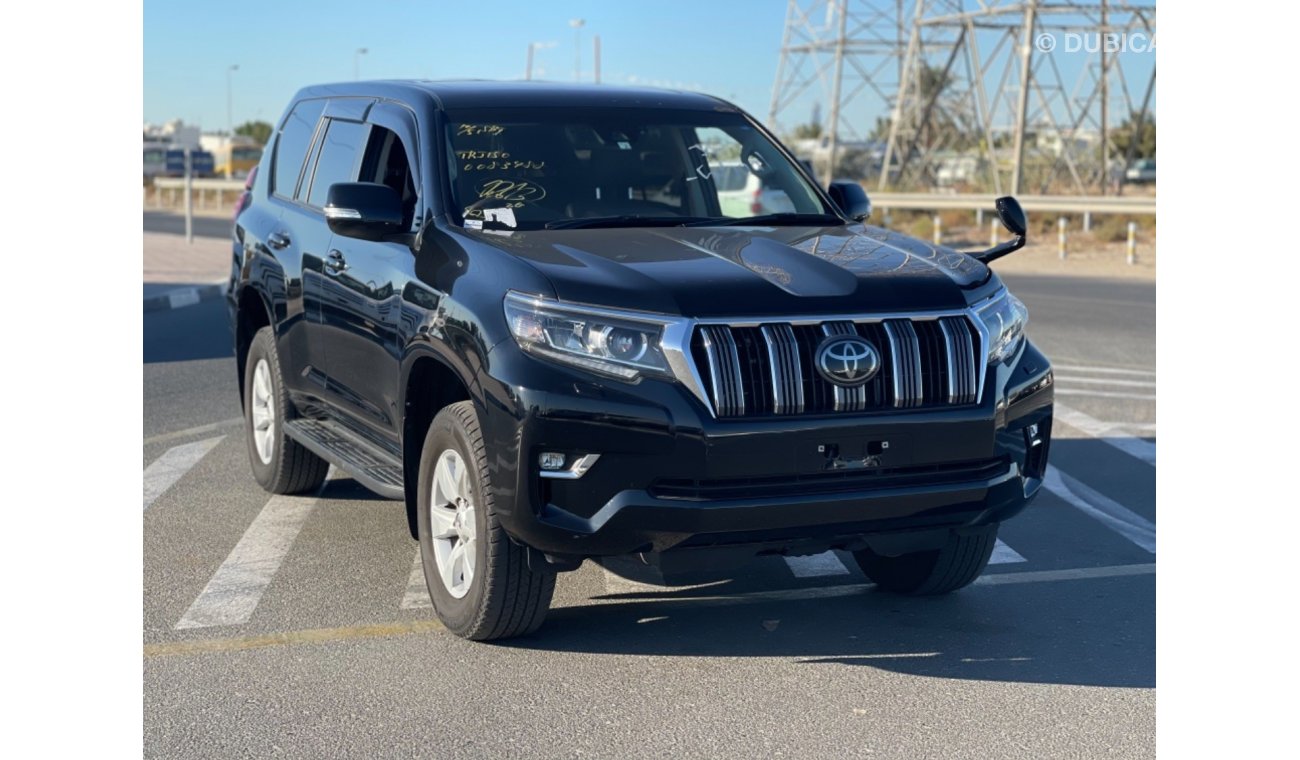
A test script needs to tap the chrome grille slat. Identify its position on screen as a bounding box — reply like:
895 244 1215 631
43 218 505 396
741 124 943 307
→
938 316 978 404
693 314 980 418
882 320 923 408
699 325 746 417
760 324 804 414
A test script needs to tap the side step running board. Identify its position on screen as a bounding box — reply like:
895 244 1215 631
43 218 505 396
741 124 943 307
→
284 419 405 500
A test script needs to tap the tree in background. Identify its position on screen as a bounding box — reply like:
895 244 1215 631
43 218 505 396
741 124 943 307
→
234 120 274 146
1112 112 1156 160
791 122 824 140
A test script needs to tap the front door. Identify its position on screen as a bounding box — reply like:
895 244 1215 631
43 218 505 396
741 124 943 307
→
315 105 423 444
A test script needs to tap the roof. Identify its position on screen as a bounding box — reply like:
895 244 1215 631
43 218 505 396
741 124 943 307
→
290 79 736 113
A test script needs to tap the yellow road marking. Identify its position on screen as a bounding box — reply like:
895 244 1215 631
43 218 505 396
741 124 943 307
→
145 619 445 658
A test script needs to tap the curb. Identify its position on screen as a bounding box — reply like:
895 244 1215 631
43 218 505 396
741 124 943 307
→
144 284 226 313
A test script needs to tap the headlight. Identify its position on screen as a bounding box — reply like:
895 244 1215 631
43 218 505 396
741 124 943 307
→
504 291 674 380
976 290 1028 364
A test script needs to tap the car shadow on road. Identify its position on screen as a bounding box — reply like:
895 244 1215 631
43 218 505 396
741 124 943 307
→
503 570 1154 689
144 296 233 364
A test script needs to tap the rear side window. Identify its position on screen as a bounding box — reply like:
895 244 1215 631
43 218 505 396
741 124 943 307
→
272 99 326 198
305 119 369 208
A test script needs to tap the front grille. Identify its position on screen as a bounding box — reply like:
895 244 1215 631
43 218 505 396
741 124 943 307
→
689 315 982 417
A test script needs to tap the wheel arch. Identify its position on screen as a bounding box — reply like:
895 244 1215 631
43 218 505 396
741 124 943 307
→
234 285 274 407
401 350 479 539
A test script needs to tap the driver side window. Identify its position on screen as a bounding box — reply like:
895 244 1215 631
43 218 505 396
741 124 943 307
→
359 126 418 230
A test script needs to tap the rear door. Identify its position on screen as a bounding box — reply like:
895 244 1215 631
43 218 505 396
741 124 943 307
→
261 97 327 398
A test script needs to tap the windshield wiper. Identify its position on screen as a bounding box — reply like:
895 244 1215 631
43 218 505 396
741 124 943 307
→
684 213 844 227
544 215 714 230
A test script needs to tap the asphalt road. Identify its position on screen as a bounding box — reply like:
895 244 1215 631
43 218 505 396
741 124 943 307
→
143 273 1156 759
144 210 233 240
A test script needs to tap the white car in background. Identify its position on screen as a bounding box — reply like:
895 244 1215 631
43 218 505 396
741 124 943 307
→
1125 158 1156 184
711 161 796 217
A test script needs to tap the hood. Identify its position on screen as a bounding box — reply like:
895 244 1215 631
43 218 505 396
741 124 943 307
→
470 223 993 317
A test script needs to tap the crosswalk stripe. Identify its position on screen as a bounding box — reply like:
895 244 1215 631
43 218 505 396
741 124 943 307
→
1053 403 1157 466
783 551 851 578
990 539 1027 564
144 418 242 447
175 476 331 630
401 549 431 609
1043 465 1156 553
143 436 224 511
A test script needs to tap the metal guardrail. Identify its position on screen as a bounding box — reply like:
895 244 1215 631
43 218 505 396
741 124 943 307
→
153 178 245 192
871 192 1155 216
150 180 1154 217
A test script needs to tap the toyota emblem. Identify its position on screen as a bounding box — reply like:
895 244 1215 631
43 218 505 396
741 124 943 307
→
815 335 881 387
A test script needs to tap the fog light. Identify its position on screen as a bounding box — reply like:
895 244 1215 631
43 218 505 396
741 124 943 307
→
538 452 566 471
1027 423 1040 443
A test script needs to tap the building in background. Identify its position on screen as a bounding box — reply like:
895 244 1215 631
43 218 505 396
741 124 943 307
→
200 133 264 178
143 119 214 180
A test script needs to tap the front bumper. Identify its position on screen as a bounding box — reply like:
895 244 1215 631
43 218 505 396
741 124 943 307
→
477 336 1053 561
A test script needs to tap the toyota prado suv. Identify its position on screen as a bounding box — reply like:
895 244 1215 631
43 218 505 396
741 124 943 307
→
228 81 1053 641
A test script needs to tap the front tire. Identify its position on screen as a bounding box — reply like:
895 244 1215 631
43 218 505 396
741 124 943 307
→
243 327 329 494
417 401 555 640
852 526 998 595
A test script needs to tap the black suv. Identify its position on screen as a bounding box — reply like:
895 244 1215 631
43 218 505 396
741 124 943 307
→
228 81 1053 641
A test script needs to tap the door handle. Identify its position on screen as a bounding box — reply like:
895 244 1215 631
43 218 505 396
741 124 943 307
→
267 232 291 250
325 249 349 274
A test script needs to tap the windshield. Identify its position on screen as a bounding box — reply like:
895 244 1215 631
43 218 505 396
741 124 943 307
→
443 107 832 230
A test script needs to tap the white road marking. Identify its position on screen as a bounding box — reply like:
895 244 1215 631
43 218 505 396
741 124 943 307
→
401 549 431 609
1053 403 1157 466
144 417 242 446
1055 389 1157 401
1052 364 1156 377
169 289 201 309
1053 376 1157 388
1109 421 1158 432
175 477 331 629
783 551 851 577
990 539 1027 564
973 562 1155 586
1043 465 1156 553
143 436 224 511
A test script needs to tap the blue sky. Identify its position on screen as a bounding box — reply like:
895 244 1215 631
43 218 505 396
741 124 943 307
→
145 0 791 128
144 0 1155 137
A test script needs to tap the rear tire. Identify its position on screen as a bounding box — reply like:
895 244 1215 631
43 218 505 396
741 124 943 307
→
243 327 329 494
852 526 997 595
418 401 555 640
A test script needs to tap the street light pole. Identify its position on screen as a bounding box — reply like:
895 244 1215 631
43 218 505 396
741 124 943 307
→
354 48 368 80
569 19 585 82
226 64 239 179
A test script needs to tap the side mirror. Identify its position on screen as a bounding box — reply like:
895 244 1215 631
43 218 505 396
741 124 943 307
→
827 180 872 222
995 196 1027 237
324 182 404 241
968 195 1028 265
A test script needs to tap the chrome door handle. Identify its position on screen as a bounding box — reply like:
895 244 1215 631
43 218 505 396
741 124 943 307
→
267 232 291 250
325 249 349 274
